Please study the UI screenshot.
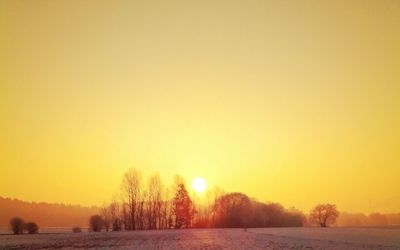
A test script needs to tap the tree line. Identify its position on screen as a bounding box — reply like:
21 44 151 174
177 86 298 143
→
87 168 339 232
89 170 198 231
7 168 340 234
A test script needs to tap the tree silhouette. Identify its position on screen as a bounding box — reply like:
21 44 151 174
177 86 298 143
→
121 168 143 230
93 170 308 230
101 204 111 232
89 215 104 232
9 217 25 234
72 227 82 233
309 204 339 227
146 173 164 229
213 193 252 228
109 198 122 231
173 184 194 228
25 222 39 234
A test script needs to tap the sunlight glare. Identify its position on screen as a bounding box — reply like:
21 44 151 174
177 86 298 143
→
192 177 207 193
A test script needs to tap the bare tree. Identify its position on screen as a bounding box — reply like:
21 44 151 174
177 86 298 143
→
9 217 25 234
309 204 339 227
109 198 122 231
121 201 129 230
136 196 145 230
101 203 112 232
147 173 164 229
161 187 172 229
156 187 172 229
192 187 223 228
121 168 143 230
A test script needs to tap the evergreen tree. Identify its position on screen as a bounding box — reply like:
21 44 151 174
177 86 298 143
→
173 184 194 228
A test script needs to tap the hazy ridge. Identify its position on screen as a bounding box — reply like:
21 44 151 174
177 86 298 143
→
0 196 99 228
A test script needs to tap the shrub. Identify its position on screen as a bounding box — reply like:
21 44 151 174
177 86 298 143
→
25 222 39 234
72 227 82 233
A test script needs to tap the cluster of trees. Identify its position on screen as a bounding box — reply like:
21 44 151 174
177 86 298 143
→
206 193 306 228
88 168 340 232
89 170 195 232
9 217 39 234
7 169 342 234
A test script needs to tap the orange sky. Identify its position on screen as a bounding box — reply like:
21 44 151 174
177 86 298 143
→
1 0 399 213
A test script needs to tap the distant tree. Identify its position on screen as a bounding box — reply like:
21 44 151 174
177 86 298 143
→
9 217 25 234
109 198 122 231
285 207 306 227
309 204 339 227
101 204 111 232
173 183 194 228
137 200 145 230
161 188 173 229
72 227 82 233
25 222 39 234
89 215 104 232
254 202 285 227
147 173 164 229
121 168 143 230
368 213 388 226
212 193 252 228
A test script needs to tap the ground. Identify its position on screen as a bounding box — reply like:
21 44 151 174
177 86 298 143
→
1 227 400 249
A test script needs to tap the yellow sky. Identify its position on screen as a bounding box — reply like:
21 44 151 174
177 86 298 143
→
1 0 399 213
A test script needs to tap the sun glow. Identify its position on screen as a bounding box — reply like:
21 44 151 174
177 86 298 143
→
192 177 207 193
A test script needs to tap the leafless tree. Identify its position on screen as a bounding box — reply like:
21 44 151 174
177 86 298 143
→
137 199 145 230
309 204 339 227
101 203 112 232
161 187 172 229
109 198 122 231
121 168 143 230
147 173 164 229
121 202 129 230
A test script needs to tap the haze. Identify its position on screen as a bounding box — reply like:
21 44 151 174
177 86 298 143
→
0 0 399 213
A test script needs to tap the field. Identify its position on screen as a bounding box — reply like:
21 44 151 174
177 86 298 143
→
1 227 400 249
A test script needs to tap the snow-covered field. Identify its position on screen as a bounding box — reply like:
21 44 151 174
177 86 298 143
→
1 227 400 249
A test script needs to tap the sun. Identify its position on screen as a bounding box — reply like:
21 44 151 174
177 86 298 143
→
192 177 207 193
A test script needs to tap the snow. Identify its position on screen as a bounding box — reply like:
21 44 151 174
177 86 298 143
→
1 227 399 249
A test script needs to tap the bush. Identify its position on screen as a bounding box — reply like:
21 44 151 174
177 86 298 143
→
25 222 39 234
72 227 82 233
9 217 25 234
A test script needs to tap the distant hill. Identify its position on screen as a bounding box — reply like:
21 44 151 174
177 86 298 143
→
0 196 99 228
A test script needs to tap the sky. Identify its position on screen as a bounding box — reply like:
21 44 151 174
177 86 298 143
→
1 0 399 213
